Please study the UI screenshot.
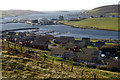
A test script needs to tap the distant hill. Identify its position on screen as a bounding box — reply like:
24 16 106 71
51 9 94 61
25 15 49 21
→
87 5 119 16
0 10 46 17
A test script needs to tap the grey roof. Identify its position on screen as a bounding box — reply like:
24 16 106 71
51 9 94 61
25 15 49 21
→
34 35 52 42
82 48 98 54
51 48 69 56
75 42 85 48
31 41 48 46
65 43 76 48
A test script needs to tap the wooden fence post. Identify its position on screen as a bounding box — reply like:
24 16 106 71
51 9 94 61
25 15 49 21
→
71 66 73 72
8 42 9 48
94 74 96 80
81 70 83 76
52 58 54 64
36 52 37 59
14 44 16 49
61 61 63 68
44 54 46 61
2 41 4 49
21 46 22 52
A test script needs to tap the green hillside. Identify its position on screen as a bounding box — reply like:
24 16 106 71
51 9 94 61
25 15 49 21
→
60 18 119 31
87 5 119 16
1 41 120 79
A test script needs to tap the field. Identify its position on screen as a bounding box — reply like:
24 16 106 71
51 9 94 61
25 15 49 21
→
1 41 120 79
60 18 119 31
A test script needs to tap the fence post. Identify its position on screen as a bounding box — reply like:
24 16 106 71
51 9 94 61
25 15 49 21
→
52 58 54 64
61 61 63 68
44 54 46 61
36 52 37 59
8 42 9 48
94 74 96 80
81 70 83 76
21 46 22 52
14 44 16 49
2 41 4 49
71 66 73 72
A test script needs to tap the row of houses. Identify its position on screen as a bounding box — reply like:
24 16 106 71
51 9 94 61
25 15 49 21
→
89 41 105 47
3 31 92 51
25 17 61 25
3 31 114 54
51 48 102 62
3 31 54 50
2 31 120 70
50 47 120 70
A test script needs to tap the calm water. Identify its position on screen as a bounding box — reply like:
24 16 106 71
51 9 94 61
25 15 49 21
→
1 23 119 40
1 11 119 40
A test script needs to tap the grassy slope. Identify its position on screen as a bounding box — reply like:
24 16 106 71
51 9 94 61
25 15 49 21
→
1 41 120 79
87 5 118 16
60 18 119 31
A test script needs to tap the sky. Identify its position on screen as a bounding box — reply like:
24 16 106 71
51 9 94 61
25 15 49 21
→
0 0 119 11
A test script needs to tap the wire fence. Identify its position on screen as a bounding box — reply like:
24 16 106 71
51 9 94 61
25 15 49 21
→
2 41 98 79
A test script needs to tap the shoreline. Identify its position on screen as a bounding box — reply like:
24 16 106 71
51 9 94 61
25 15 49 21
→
1 28 115 41
60 23 120 32
1 28 39 33
1 27 119 40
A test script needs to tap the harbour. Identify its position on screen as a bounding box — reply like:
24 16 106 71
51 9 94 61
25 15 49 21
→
1 23 119 40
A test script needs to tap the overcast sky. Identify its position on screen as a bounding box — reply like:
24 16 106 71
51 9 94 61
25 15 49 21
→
0 0 119 11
